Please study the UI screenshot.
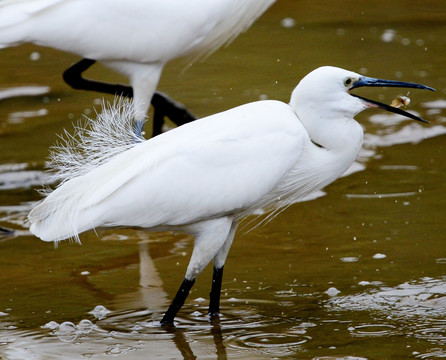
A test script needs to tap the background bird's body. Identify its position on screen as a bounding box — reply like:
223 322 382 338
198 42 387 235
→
0 0 273 60
0 0 276 128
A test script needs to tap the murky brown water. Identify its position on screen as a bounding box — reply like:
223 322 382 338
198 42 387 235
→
1 1 445 359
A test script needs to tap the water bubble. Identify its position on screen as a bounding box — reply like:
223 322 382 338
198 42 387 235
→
76 319 93 334
41 321 59 330
358 281 371 286
59 321 76 333
57 321 78 342
341 257 359 263
373 253 387 259
325 287 341 297
89 305 111 320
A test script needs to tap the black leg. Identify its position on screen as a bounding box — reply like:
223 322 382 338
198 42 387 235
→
161 278 195 325
62 59 196 136
209 266 224 317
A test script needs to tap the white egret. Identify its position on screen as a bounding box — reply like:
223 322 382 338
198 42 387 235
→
28 66 434 324
0 0 275 136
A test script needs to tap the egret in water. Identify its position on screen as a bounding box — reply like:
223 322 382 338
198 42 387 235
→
0 0 275 136
28 66 434 324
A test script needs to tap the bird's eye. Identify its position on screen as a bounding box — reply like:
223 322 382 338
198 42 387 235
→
344 77 353 87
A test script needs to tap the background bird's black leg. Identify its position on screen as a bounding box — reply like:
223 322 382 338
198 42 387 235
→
161 278 195 325
151 91 197 136
151 96 165 137
0 226 14 235
63 59 196 136
209 266 224 317
63 58 133 97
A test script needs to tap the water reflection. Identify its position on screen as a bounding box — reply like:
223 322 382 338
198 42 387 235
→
0 240 232 359
0 86 50 101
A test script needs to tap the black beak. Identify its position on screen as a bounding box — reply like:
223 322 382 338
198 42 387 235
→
350 76 435 123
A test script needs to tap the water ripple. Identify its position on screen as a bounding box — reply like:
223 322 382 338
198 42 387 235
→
228 330 310 357
348 324 397 337
0 163 48 190
328 276 446 317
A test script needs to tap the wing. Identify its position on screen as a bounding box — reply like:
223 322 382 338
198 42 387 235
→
29 100 306 242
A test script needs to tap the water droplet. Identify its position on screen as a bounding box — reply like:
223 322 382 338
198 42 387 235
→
30 51 41 61
280 17 296 29
381 29 396 43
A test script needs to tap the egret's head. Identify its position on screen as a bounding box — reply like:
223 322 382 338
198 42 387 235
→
290 66 434 125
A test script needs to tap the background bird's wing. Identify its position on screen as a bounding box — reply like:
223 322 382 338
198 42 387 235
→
0 0 275 61
0 0 61 23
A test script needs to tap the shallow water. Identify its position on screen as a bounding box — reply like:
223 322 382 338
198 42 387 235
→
1 1 446 359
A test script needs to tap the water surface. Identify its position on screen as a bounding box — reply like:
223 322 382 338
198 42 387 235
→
0 1 445 359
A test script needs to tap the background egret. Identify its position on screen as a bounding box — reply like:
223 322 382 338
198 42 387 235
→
28 66 434 324
0 0 276 136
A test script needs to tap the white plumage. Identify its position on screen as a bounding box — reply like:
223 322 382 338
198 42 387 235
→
0 0 276 130
28 66 433 324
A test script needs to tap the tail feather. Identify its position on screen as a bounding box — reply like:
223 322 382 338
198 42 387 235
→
29 176 95 242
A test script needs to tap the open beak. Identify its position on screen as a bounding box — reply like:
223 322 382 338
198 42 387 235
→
350 76 435 123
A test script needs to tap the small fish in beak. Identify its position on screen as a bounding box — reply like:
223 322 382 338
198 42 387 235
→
390 95 411 109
